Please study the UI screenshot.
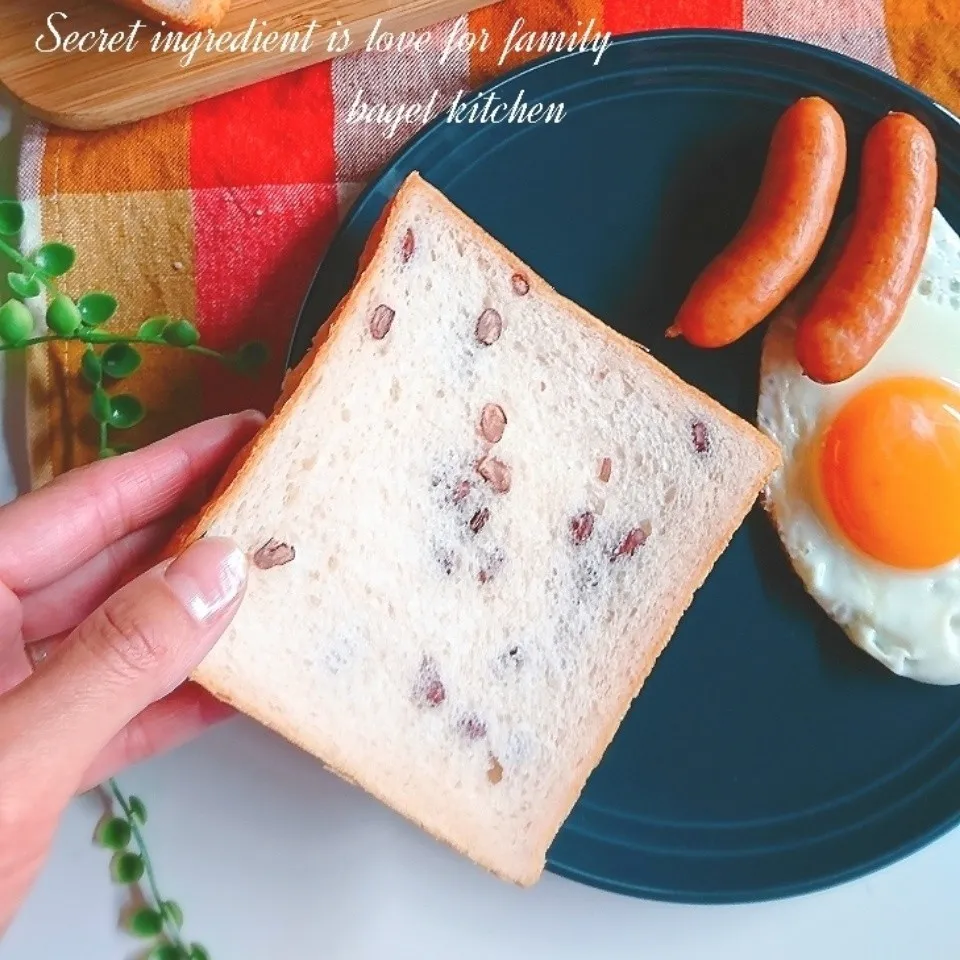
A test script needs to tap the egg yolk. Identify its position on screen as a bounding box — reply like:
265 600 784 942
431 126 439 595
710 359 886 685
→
819 376 960 570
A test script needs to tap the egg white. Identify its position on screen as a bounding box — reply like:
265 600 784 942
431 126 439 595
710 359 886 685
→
758 210 960 684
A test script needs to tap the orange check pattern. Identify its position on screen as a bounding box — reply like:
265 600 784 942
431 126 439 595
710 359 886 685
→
15 0 960 484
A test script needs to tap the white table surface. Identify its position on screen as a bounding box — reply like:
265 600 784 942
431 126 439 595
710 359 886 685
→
2 94 959 960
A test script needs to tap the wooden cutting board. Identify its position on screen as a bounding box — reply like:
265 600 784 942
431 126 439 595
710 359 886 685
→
0 0 489 130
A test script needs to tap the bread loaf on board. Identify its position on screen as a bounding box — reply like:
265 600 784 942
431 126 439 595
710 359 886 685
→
115 0 231 30
173 172 780 884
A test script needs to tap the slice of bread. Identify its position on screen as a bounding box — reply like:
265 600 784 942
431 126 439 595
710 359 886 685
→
174 173 780 884
114 0 231 30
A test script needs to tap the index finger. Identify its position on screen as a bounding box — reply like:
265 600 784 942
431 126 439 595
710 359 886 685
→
0 411 263 593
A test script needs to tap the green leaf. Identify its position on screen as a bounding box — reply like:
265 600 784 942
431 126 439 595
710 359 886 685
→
7 272 41 299
91 387 112 424
109 394 145 429
160 900 183 930
0 299 34 345
95 816 131 850
162 319 200 347
102 343 141 379
233 341 269 375
128 795 148 825
138 316 169 339
81 349 103 385
33 242 76 278
46 294 82 336
127 906 164 938
78 291 118 327
189 945 210 960
110 851 144 884
0 200 25 236
99 447 117 459
147 945 184 960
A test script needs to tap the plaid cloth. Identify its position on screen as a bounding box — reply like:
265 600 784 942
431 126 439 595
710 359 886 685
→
15 0 960 486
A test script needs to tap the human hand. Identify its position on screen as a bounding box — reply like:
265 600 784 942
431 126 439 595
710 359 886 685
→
0 411 263 933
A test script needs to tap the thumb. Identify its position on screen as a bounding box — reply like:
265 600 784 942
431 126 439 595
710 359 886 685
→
0 537 246 799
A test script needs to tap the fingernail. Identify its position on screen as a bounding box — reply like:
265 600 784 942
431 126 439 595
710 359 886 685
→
164 537 247 622
26 638 61 670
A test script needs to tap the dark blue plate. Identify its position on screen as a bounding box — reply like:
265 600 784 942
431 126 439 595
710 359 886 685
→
291 31 960 903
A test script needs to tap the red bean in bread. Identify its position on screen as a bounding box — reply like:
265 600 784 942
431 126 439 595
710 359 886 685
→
666 97 847 347
794 112 938 384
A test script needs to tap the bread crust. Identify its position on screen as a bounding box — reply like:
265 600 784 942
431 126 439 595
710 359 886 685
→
113 0 231 30
169 172 780 884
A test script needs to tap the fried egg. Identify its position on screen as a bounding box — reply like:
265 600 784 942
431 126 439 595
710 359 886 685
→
758 210 960 684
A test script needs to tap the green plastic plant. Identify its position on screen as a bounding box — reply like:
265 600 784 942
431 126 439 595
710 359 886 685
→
0 198 267 459
96 786 210 960
1 196 269 957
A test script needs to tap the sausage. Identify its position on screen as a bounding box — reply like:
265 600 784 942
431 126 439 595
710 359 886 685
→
794 113 937 383
666 97 846 348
